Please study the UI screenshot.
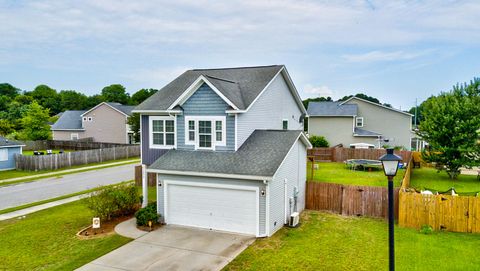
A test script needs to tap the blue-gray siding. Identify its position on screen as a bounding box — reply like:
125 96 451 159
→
156 174 267 236
237 73 304 149
141 115 169 165
0 146 22 170
177 83 235 151
269 139 307 235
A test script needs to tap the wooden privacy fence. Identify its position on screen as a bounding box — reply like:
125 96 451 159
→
399 191 480 233
306 182 399 219
307 147 412 163
134 165 157 186
22 139 137 151
15 145 140 171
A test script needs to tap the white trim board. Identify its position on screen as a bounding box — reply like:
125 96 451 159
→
81 102 130 117
340 96 413 116
147 168 272 181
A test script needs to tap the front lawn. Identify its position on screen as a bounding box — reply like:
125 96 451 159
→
225 211 480 271
0 199 131 270
308 162 404 187
409 167 480 194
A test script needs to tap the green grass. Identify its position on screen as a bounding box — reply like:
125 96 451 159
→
225 211 480 271
307 162 404 187
0 199 132 270
22 149 72 156
409 167 480 194
0 157 139 185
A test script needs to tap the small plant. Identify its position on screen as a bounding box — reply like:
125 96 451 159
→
135 202 159 226
86 184 140 221
309 135 329 147
420 224 433 235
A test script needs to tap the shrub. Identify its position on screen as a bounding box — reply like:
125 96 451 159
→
420 224 433 235
309 135 329 147
86 184 140 221
135 202 160 226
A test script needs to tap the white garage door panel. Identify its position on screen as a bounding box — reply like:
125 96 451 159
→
166 184 257 235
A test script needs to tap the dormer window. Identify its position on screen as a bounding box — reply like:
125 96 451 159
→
356 117 364 127
185 116 226 150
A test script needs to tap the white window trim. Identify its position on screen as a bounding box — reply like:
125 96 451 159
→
82 117 87 122
70 133 79 140
184 116 226 150
0 149 8 161
87 117 93 122
149 116 176 149
356 117 364 127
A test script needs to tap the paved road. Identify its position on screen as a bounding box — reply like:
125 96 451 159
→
0 163 137 210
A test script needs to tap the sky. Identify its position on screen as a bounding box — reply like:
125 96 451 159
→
1 0 479 111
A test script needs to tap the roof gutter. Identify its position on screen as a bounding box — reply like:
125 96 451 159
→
146 169 273 181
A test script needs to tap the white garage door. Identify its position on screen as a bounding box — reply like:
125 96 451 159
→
166 183 258 236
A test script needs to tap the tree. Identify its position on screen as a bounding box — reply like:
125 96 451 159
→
0 119 14 136
418 78 480 179
18 102 52 140
302 96 332 109
131 88 158 105
59 90 89 110
309 135 329 147
86 94 105 108
338 93 381 104
26 84 60 114
0 83 19 98
101 84 130 104
127 113 141 142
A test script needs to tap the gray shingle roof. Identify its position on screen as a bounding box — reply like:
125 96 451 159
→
0 136 24 147
135 65 284 111
106 102 135 115
307 102 358 116
354 128 382 136
149 130 306 178
51 110 86 130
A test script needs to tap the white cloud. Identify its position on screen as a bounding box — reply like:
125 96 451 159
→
342 50 428 63
123 66 191 90
303 84 334 98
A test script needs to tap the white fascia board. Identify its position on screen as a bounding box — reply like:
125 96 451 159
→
280 67 308 115
168 75 239 111
81 102 129 117
147 169 272 181
131 109 182 115
340 96 413 117
299 132 313 149
308 115 356 117
0 145 26 148
353 134 382 137
51 129 85 131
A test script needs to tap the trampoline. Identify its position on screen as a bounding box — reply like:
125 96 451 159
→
345 159 383 171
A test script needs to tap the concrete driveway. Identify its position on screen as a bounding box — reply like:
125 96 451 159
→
77 226 255 271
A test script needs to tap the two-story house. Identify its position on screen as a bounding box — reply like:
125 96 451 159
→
133 65 311 237
307 97 413 149
51 102 136 144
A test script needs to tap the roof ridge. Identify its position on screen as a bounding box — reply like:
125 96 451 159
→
192 64 282 71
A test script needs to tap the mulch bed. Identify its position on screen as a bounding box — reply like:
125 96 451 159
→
76 215 132 239
137 223 162 232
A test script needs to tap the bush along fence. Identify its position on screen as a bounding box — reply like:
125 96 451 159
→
305 182 399 219
22 139 137 151
307 147 412 163
134 165 157 187
398 155 480 234
14 145 140 171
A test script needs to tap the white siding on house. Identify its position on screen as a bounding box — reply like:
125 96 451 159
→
237 73 304 149
268 139 307 236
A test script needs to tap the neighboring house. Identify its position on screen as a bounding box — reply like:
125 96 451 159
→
0 136 24 171
307 97 413 149
133 65 311 237
51 102 136 144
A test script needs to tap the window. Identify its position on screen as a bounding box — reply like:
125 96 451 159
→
282 120 288 130
71 133 79 140
184 116 226 149
188 120 195 142
0 149 7 161
87 117 93 122
150 116 175 149
215 121 222 142
82 117 87 122
356 117 364 127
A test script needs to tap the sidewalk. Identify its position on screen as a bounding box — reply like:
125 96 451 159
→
0 194 88 221
0 159 139 184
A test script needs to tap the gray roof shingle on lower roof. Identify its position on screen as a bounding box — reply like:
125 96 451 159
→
106 102 135 115
354 127 382 136
51 110 86 130
0 136 24 147
307 102 357 116
135 65 284 111
149 130 305 177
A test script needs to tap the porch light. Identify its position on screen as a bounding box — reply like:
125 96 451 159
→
379 148 402 177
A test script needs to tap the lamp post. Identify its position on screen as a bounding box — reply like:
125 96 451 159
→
379 148 402 271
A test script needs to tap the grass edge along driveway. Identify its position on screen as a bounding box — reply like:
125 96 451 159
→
224 211 480 271
0 198 132 271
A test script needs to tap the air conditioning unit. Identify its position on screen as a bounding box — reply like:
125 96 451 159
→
288 212 300 227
